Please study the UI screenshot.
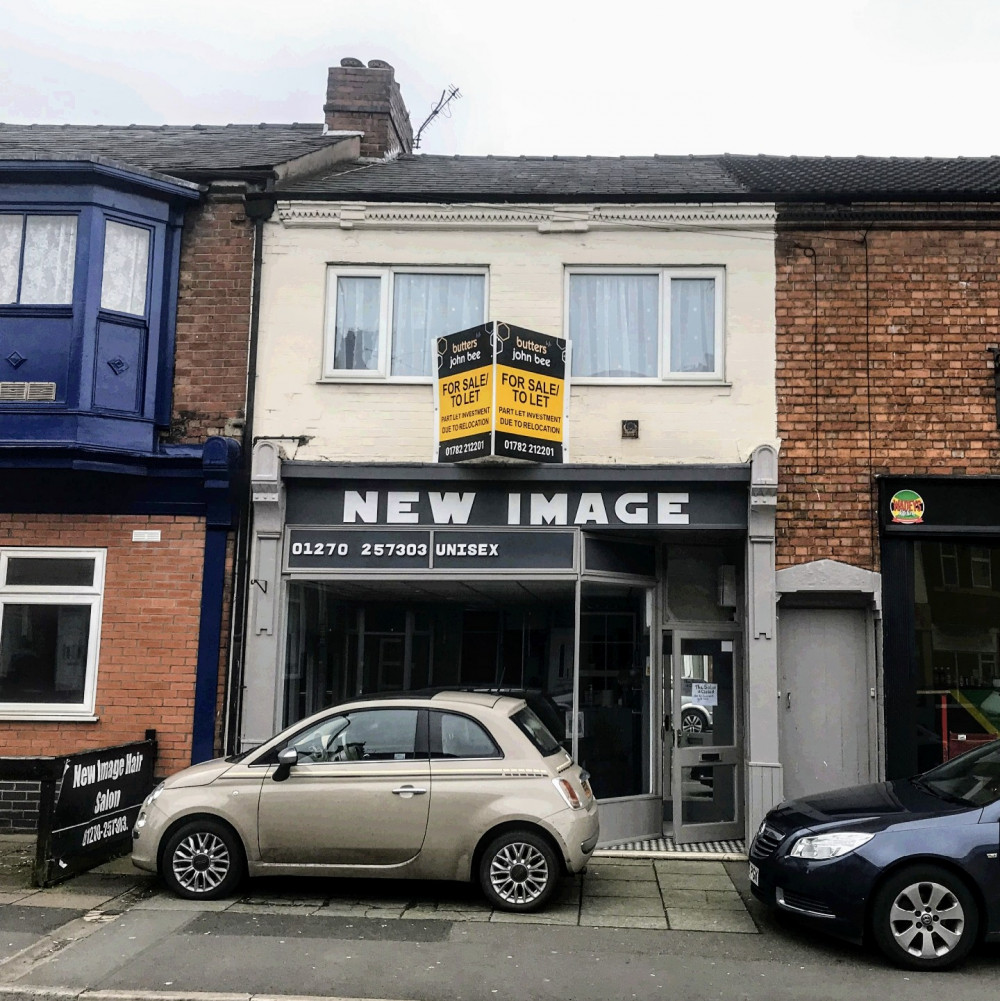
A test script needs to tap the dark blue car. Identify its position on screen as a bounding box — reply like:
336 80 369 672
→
749 738 1000 970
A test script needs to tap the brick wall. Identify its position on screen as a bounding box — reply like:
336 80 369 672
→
0 781 39 832
776 223 1000 572
323 59 413 157
169 194 254 445
0 514 205 777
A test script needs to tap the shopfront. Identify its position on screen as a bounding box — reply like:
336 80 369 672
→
241 447 780 845
881 476 1000 779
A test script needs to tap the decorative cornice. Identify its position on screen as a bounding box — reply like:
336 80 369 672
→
276 201 776 233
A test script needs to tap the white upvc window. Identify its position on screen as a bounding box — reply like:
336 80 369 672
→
323 266 488 381
0 548 105 719
566 267 726 382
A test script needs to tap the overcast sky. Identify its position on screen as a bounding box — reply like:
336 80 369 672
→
2 0 998 158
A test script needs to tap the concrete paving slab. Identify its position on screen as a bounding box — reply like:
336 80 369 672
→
656 872 736 891
404 904 491 922
654 860 730 875
579 914 669 929
490 905 580 925
580 878 661 898
129 894 234 912
661 888 747 910
13 890 126 910
0 890 35 904
224 902 327 916
580 895 665 917
583 862 657 881
665 908 758 933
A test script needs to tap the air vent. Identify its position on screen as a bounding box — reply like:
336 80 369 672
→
0 382 57 402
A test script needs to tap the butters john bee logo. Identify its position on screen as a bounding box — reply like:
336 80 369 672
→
890 489 925 525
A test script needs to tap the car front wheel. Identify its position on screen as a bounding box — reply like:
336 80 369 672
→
479 829 559 912
871 864 979 970
161 819 245 900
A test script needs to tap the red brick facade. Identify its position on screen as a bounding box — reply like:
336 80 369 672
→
0 515 204 777
775 219 1000 573
170 194 255 445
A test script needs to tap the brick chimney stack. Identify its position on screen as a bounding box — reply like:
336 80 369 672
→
324 58 414 158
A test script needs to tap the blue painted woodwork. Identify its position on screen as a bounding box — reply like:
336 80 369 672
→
0 161 200 456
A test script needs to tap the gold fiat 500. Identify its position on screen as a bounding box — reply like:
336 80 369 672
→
132 691 599 911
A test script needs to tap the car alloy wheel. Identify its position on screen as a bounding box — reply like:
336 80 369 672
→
479 829 558 912
162 820 245 900
872 864 979 970
681 710 708 734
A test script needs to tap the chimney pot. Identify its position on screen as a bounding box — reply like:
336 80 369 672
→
340 57 364 67
367 59 393 70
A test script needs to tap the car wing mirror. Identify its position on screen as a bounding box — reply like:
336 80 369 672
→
273 746 299 782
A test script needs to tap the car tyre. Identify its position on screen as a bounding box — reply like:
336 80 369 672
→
871 864 979 971
161 819 245 900
479 829 559 912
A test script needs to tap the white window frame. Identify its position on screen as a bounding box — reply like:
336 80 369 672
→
971 546 992 589
564 266 726 384
940 543 960 587
0 547 105 720
322 265 489 383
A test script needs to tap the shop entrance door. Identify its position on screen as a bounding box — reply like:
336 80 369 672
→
663 630 743 844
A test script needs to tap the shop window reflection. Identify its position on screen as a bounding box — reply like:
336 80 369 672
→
914 541 1000 771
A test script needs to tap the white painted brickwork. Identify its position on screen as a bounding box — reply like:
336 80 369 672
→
256 203 777 464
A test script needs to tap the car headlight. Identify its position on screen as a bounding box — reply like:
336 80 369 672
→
142 781 165 807
789 831 874 860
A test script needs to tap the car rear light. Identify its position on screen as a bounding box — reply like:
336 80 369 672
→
579 770 593 800
553 777 583 809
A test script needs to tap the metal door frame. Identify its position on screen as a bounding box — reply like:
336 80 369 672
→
664 624 744 844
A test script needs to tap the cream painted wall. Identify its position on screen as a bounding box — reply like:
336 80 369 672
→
255 204 777 464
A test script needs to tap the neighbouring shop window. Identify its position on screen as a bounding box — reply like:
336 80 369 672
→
101 220 150 315
0 214 77 305
0 548 104 715
567 268 724 381
913 540 1000 771
323 267 487 379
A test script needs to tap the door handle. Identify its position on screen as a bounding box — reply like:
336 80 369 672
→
391 785 428 797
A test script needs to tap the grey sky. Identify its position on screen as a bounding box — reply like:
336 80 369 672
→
2 0 998 157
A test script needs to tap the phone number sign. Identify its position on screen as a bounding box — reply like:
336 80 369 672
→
286 529 576 572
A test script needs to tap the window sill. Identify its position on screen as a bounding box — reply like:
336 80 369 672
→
572 378 732 388
0 712 98 722
317 376 434 386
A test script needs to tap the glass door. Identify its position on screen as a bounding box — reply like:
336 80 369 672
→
664 630 742 844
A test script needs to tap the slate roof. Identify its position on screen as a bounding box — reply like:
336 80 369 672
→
0 123 356 177
273 151 1000 202
3 122 1000 201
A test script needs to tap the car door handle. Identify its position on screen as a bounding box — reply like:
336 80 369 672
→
391 785 428 796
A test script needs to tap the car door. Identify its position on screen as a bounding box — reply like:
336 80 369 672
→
257 707 430 866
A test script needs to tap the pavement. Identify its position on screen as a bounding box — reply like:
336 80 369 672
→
0 835 755 933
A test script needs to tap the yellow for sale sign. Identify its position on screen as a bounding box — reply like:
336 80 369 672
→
435 322 568 464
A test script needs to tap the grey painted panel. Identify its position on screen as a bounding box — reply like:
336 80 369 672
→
778 607 872 800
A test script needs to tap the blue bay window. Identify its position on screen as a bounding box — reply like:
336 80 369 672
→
0 160 200 454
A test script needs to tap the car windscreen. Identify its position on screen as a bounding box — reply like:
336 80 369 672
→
512 706 562 757
918 737 1000 807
